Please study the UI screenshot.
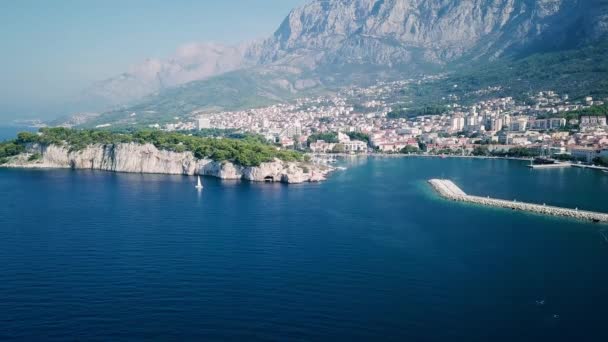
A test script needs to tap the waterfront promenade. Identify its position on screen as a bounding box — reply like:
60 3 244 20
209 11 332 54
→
429 179 608 223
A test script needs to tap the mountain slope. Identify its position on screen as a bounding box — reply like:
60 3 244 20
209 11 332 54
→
253 0 608 69
85 0 608 112
80 42 253 110
83 67 323 127
82 0 608 126
398 42 608 106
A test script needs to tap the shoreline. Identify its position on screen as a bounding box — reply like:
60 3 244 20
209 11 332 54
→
313 152 533 162
1 143 335 184
318 153 608 171
374 154 532 161
0 162 335 184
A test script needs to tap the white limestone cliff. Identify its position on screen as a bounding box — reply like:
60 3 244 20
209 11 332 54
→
3 143 333 184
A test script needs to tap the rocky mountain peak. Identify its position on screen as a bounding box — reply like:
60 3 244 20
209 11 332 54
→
74 0 608 116
255 0 607 68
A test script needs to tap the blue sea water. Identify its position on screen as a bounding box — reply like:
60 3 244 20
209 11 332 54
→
0 126 36 141
1 157 608 341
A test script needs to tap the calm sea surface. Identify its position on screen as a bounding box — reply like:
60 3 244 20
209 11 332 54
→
0 126 36 141
1 157 608 341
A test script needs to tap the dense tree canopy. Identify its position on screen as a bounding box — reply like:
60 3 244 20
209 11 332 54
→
470 145 541 158
307 132 338 145
0 140 25 164
400 145 420 154
593 156 608 167
5 128 302 167
307 131 369 147
472 146 490 156
500 147 540 158
346 132 370 144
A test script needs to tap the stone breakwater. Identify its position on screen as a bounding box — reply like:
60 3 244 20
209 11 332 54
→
429 179 608 223
2 143 334 184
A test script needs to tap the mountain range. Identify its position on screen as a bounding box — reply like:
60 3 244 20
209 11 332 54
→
79 42 252 109
71 0 608 127
256 0 607 65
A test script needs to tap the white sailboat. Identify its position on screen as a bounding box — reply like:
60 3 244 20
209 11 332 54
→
195 176 204 190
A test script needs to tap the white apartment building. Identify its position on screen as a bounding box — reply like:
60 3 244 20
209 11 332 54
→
343 140 368 152
580 116 607 128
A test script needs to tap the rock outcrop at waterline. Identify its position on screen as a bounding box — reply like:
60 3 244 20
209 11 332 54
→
2 143 332 184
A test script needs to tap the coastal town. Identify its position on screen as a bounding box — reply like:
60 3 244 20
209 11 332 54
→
150 78 608 166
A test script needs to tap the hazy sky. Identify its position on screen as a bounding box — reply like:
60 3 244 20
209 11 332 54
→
0 0 306 122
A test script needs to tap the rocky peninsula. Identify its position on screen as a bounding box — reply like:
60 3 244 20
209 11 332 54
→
3 143 333 183
0 129 333 184
429 179 608 223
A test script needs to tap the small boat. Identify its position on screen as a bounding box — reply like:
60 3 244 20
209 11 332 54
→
533 157 556 165
195 176 204 190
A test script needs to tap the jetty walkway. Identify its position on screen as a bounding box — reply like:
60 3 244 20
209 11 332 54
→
429 179 608 223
